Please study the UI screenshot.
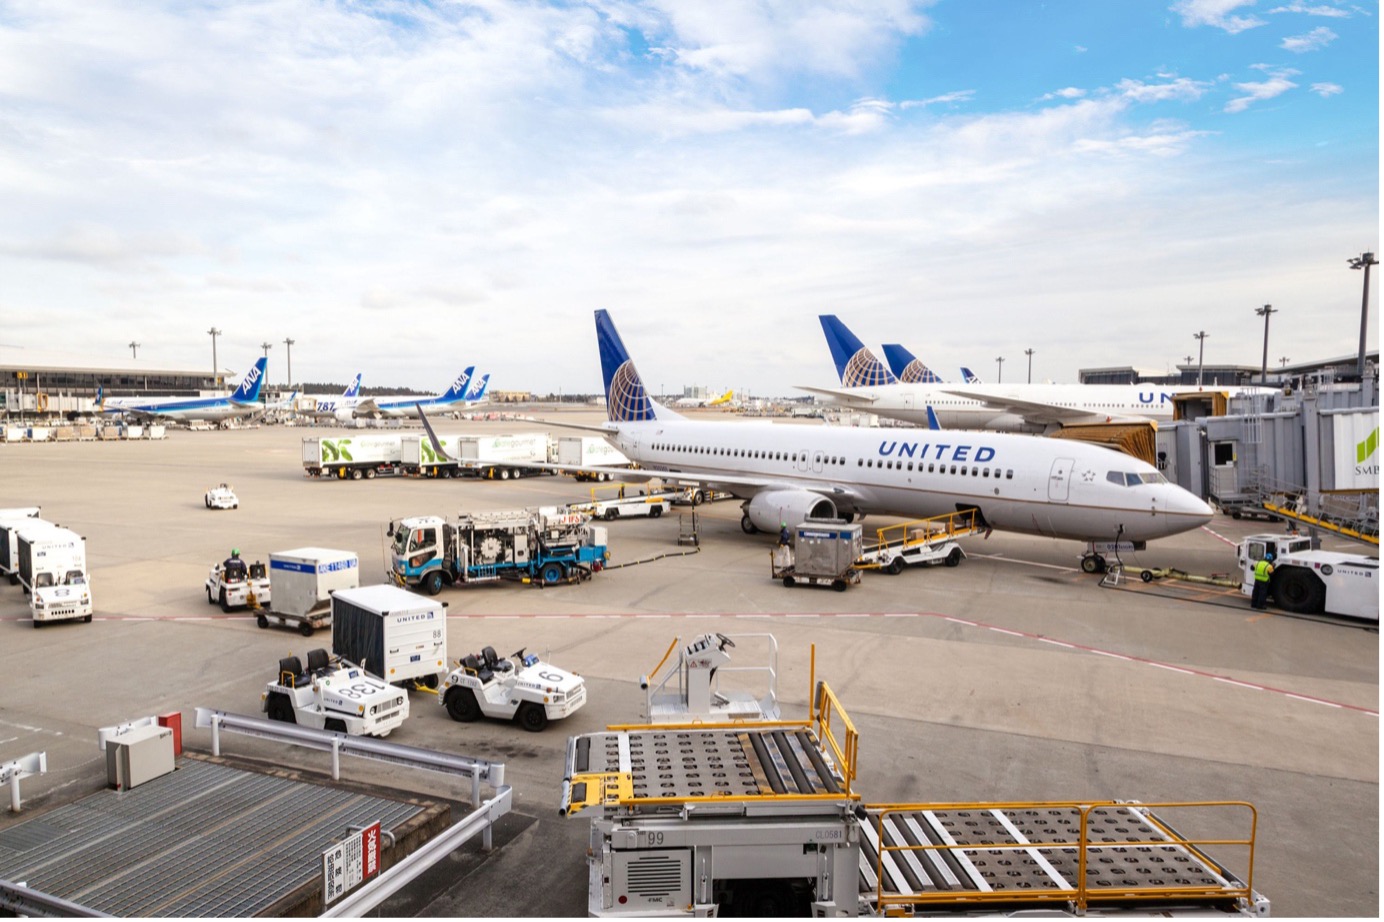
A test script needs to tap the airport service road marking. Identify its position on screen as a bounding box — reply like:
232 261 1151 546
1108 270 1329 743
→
451 610 1378 716
1201 525 1239 548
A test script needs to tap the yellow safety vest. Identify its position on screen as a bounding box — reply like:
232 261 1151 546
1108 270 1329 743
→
1253 559 1274 583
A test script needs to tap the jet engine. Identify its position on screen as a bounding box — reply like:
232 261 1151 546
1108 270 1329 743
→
334 407 358 423
742 490 838 534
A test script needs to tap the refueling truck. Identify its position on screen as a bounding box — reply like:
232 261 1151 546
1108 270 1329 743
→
389 507 610 592
1237 533 1378 620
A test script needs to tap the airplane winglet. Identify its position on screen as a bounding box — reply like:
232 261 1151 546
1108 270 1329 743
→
925 405 942 431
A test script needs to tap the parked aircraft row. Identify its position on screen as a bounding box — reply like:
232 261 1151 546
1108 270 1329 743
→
799 315 1278 432
421 310 1217 573
99 360 489 424
672 389 736 409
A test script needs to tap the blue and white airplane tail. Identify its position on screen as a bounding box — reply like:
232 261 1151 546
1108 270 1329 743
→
961 366 983 384
342 373 362 398
230 357 269 405
465 373 490 402
881 344 944 383
595 310 680 423
440 366 475 403
819 315 897 387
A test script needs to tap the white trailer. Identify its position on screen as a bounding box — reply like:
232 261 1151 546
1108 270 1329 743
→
556 436 631 481
331 584 447 687
252 547 359 636
302 434 403 480
0 507 43 583
402 433 463 478
456 432 551 479
262 648 409 736
1237 533 1378 620
18 524 92 626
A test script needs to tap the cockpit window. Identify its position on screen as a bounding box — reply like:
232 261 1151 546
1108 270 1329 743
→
1107 471 1168 487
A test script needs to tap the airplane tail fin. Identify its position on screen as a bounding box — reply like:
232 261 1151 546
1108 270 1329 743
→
465 373 490 402
441 367 475 402
231 357 269 404
882 344 944 383
925 405 942 430
96 385 105 412
961 366 982 384
595 310 679 422
819 315 896 387
342 373 362 398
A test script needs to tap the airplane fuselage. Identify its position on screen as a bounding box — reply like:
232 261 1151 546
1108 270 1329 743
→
605 416 1212 544
101 396 260 422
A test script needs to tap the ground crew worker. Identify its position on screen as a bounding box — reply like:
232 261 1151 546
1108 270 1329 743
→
778 523 791 546
223 547 248 582
1250 552 1274 610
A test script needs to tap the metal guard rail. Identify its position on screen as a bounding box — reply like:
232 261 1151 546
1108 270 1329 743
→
868 799 1258 914
872 508 980 552
812 681 858 797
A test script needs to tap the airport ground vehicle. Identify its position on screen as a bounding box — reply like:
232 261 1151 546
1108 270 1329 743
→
440 645 587 732
204 483 239 509
771 519 862 591
1236 533 1378 620
331 584 447 687
302 435 403 479
560 680 1269 917
389 508 610 591
250 547 359 635
572 488 671 521
556 435 632 481
18 524 91 626
455 432 551 480
855 509 979 574
204 557 269 612
262 648 409 736
0 507 43 584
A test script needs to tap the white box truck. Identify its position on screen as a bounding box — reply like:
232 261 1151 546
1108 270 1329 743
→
302 434 403 480
252 547 360 636
0 507 44 583
456 432 551 480
18 524 92 626
331 584 447 687
555 436 631 481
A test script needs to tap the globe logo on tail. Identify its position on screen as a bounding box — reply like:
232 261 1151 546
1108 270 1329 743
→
842 350 893 388
608 360 654 422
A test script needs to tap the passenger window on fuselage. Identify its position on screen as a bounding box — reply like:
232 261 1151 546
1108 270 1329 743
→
1005 469 1014 479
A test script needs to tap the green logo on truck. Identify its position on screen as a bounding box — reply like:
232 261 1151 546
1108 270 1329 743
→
320 439 354 463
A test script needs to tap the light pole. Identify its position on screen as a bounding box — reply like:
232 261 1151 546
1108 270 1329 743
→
995 356 1004 383
1024 348 1034 384
1193 331 1208 387
282 337 295 388
128 341 140 359
1255 304 1276 385
1349 251 1376 379
1280 356 1290 367
207 327 222 382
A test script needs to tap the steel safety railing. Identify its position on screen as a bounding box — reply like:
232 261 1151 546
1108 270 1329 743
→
866 800 1259 915
866 509 981 558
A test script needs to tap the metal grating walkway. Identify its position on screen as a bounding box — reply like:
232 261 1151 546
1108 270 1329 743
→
0 758 423 916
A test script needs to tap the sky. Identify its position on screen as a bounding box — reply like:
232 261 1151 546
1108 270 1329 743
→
0 0 1377 396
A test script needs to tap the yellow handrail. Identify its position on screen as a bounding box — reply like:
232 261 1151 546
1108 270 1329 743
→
872 508 980 551
813 681 858 797
868 800 1257 914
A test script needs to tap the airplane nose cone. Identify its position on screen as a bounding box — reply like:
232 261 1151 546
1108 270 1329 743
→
1164 487 1213 532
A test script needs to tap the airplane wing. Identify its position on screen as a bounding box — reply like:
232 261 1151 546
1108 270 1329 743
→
793 384 878 406
938 389 1143 426
350 398 382 418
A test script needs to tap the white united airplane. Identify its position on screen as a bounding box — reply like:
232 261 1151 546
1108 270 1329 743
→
425 310 1216 573
801 315 1277 433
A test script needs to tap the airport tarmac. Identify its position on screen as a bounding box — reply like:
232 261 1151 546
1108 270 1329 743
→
0 412 1376 918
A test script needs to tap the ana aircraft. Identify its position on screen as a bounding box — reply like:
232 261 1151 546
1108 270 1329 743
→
351 367 485 420
803 316 1276 433
593 310 1210 568
101 357 268 423
299 373 365 421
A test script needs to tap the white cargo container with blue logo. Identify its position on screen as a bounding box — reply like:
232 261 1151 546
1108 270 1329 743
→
331 584 448 688
254 547 360 636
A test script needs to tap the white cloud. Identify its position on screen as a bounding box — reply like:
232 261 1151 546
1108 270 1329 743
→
1225 67 1299 111
1170 0 1267 32
1281 25 1338 51
900 90 976 109
1311 81 1344 96
1041 87 1088 101
1115 77 1213 103
1267 2 1353 16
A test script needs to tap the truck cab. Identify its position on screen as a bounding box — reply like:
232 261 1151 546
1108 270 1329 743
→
1237 533 1379 619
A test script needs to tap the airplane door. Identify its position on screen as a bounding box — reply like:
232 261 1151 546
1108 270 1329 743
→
809 450 824 474
1048 458 1074 502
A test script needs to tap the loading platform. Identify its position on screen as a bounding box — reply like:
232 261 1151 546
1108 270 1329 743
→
857 509 984 573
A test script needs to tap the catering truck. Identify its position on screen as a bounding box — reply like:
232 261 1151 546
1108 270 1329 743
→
0 507 43 584
560 680 1270 917
302 434 403 480
18 523 92 626
331 584 448 688
555 436 631 481
389 507 609 592
454 432 551 480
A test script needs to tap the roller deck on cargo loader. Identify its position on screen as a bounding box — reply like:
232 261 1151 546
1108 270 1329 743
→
560 682 1268 917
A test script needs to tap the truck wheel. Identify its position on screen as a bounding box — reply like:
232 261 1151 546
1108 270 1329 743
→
517 702 549 732
423 571 444 596
267 693 295 724
541 562 564 585
782 576 795 588
256 614 269 629
740 514 758 534
945 547 963 568
207 587 216 605
603 508 618 521
445 687 481 722
499 468 511 480
364 468 376 480
325 718 346 734
32 618 42 629
219 589 232 613
693 490 705 505
887 557 904 575
832 579 847 592
649 505 662 518
351 468 363 480
1272 567 1326 614
298 620 314 637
